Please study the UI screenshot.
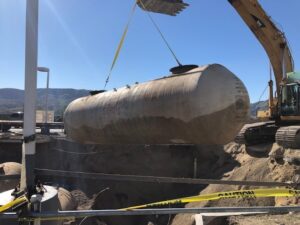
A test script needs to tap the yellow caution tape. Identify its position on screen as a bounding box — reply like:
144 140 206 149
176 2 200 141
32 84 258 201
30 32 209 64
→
122 188 300 210
0 196 28 213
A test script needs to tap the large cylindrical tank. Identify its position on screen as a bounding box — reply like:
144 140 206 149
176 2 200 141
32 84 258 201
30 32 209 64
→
64 64 250 145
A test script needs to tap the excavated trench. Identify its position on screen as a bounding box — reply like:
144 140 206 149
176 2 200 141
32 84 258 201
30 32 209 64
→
0 136 238 225
2 136 299 225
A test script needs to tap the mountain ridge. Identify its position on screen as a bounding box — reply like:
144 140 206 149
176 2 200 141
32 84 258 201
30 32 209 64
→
0 88 267 117
0 88 90 116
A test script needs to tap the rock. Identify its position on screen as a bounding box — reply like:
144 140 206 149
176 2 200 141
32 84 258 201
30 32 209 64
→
0 162 21 192
275 197 293 206
0 162 21 175
58 187 77 210
268 144 284 160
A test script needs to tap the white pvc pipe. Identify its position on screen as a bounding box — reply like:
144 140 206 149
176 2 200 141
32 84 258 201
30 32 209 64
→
21 0 39 190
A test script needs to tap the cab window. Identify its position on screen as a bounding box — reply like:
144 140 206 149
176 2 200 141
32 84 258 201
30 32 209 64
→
281 84 299 116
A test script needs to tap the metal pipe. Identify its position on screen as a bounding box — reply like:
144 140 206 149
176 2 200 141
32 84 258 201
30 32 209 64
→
1 206 300 221
21 0 39 191
27 206 300 219
282 45 286 79
0 212 18 219
268 79 274 117
34 168 293 187
0 175 20 181
4 169 294 187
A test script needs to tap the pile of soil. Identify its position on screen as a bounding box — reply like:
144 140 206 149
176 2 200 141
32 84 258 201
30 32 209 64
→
229 213 300 225
64 142 300 225
171 142 300 225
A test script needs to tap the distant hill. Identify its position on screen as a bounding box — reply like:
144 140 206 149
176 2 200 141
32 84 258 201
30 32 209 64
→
0 88 90 117
0 88 268 118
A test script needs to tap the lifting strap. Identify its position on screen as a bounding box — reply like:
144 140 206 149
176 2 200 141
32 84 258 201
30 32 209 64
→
103 1 137 89
103 0 182 88
138 0 182 66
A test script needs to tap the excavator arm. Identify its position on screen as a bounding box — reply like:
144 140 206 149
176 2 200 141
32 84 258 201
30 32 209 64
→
229 0 294 92
138 0 300 148
138 0 294 92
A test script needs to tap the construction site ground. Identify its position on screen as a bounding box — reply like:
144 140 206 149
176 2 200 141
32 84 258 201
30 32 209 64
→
171 142 300 225
1 135 300 225
59 141 300 225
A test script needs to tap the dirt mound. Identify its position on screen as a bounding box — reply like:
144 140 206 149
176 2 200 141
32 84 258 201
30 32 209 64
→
229 213 300 225
171 143 300 225
52 142 299 225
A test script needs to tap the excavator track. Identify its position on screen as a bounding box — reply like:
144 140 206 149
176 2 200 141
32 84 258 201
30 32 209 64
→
235 121 278 145
276 126 300 149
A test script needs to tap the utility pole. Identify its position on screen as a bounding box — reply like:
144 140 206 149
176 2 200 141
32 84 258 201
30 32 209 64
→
21 0 39 194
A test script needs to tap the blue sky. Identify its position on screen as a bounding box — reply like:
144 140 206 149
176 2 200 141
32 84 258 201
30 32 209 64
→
0 0 299 102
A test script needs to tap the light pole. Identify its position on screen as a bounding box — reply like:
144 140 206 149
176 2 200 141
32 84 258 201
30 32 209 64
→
37 67 50 134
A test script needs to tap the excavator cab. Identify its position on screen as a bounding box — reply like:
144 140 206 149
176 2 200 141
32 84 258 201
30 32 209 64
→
279 72 300 118
280 83 300 116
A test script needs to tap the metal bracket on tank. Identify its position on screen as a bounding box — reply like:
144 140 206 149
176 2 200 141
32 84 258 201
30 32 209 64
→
90 90 107 96
23 134 36 143
170 64 198 75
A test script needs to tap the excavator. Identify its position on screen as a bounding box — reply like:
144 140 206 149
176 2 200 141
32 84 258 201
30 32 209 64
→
137 0 300 148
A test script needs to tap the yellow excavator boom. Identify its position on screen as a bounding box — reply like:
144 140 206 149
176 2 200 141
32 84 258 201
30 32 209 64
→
138 0 294 93
229 0 294 92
